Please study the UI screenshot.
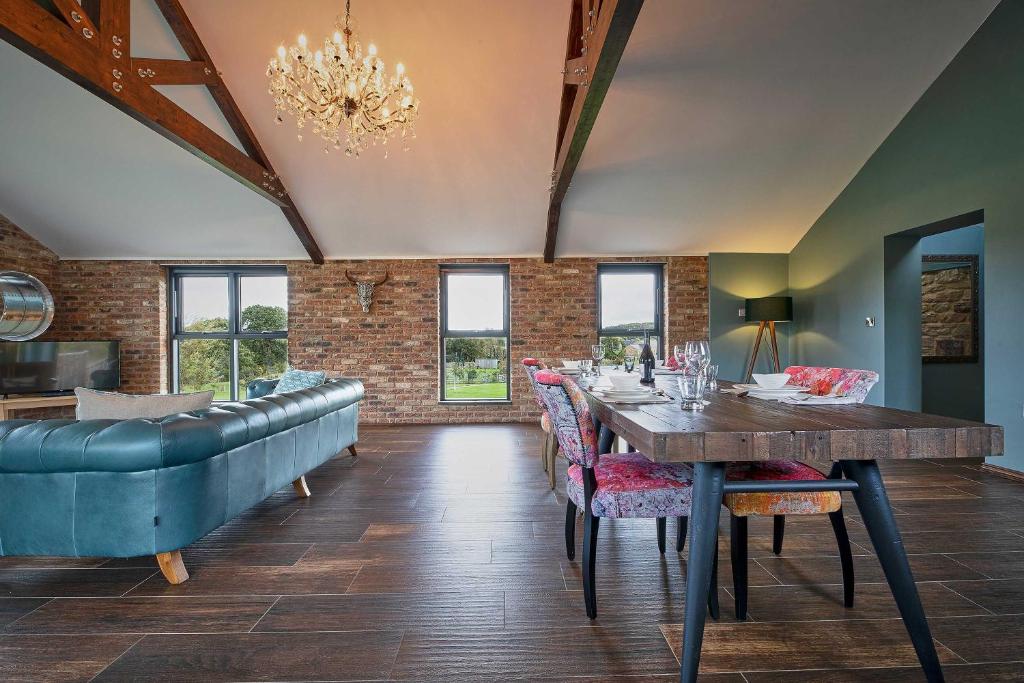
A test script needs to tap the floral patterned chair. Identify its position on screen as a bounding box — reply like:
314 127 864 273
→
724 365 880 620
522 358 560 489
533 369 717 619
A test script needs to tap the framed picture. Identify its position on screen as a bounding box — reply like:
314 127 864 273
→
921 254 979 363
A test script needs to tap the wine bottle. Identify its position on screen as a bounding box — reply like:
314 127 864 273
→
639 331 656 384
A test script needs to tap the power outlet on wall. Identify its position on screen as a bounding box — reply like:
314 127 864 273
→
738 307 745 319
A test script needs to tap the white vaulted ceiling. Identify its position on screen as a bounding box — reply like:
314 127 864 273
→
0 0 998 260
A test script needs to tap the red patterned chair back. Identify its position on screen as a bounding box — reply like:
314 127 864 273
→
783 366 879 402
521 358 547 410
533 370 599 468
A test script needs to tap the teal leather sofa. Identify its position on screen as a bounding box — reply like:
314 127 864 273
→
0 378 363 583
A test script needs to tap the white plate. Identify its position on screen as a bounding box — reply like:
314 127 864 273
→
556 367 581 375
593 388 655 399
734 384 809 394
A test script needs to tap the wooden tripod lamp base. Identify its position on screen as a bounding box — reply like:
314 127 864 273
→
743 296 793 383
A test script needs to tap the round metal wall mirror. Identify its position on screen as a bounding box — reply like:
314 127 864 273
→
0 271 55 341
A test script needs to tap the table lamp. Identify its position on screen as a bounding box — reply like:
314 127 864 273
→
743 296 793 382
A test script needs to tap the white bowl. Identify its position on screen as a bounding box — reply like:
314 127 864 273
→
608 374 641 391
561 360 580 369
752 373 792 390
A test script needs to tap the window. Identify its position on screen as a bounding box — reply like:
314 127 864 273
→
440 265 510 401
170 266 288 401
597 263 664 362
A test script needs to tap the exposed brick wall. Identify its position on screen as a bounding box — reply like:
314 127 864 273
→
2 214 709 425
288 257 708 424
51 261 167 394
0 214 59 299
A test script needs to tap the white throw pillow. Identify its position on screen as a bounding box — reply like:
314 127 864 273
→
74 387 214 420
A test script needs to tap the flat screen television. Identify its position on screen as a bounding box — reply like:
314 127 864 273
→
0 341 120 395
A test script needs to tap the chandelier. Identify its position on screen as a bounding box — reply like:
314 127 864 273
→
267 0 419 157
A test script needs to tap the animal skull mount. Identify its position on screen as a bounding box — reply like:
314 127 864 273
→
345 270 389 313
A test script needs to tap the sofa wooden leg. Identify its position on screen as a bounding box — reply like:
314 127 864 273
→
156 551 189 585
292 475 311 498
347 444 358 457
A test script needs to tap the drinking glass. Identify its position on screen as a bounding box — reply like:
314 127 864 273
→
579 359 593 377
677 371 707 410
705 363 720 393
591 344 605 376
623 354 636 373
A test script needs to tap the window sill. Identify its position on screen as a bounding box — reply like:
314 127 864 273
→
438 399 513 405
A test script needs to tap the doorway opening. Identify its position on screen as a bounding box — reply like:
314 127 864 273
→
883 210 984 420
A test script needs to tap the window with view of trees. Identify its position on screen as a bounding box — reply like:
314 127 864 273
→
440 265 510 401
170 267 288 401
597 263 664 363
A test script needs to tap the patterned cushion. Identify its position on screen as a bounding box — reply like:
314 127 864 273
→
783 366 879 402
534 370 599 467
566 452 694 519
724 461 841 516
540 411 552 433
275 368 327 393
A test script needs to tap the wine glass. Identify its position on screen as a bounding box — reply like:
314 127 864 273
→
591 344 605 376
683 340 710 375
672 344 687 369
623 354 636 373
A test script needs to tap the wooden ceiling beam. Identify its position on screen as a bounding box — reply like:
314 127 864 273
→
152 0 324 263
544 0 643 262
0 0 325 263
51 0 99 43
131 57 219 86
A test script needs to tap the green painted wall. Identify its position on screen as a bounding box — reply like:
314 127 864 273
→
788 0 1023 470
709 253 789 382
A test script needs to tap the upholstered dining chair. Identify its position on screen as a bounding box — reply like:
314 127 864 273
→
522 358 560 489
533 369 717 619
724 365 880 620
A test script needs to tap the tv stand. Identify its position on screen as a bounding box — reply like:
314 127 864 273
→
0 394 78 420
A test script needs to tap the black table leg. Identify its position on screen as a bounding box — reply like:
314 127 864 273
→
841 459 945 683
598 425 615 454
679 461 726 683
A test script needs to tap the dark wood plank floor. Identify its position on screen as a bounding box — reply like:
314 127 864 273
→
2 424 1022 681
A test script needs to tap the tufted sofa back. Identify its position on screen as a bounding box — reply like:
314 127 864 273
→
0 378 364 474
0 378 364 560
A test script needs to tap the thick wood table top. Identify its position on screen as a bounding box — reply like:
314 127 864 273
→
580 377 1003 463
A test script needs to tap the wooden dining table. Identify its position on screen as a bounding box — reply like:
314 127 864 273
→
579 375 1004 683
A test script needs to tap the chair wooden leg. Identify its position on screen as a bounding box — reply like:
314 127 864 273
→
731 513 748 620
656 517 667 554
677 516 688 553
565 499 577 561
830 507 856 608
772 514 785 555
541 431 550 472
546 435 558 490
156 550 189 585
292 475 311 498
347 444 358 457
582 510 600 619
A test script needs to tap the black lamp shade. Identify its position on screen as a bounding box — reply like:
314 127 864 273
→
745 296 793 323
